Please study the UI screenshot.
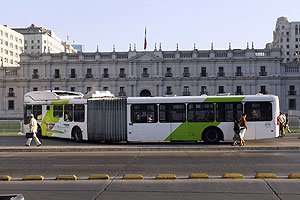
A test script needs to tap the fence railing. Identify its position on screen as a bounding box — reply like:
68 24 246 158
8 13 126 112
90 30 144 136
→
289 116 300 131
0 120 23 133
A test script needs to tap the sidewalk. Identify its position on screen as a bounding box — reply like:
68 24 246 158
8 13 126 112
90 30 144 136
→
0 132 299 152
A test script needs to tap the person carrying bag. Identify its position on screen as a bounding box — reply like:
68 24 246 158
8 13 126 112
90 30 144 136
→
25 114 42 147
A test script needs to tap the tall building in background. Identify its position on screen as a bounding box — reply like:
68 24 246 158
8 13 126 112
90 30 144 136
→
0 24 24 67
270 17 300 63
13 24 77 54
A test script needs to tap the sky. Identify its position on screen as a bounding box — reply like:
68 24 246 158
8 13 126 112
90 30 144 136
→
1 0 299 52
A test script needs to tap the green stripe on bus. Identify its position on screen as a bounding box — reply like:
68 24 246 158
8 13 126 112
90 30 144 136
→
51 100 69 105
204 97 245 103
164 121 221 141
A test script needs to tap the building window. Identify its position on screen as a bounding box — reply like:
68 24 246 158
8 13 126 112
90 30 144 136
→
8 88 14 97
32 69 39 79
70 69 76 78
287 45 289 49
201 67 207 77
259 66 267 76
235 86 243 95
54 69 60 78
183 86 190 96
86 87 91 93
119 68 126 78
235 67 243 76
24 40 27 44
119 87 126 96
200 86 207 95
142 68 149 77
286 32 289 36
103 87 108 91
287 38 289 42
165 68 173 77
31 40 34 43
260 86 267 94
166 86 173 95
218 67 225 77
183 67 190 77
86 68 93 78
8 100 15 110
70 87 75 92
54 87 59 90
37 40 40 43
103 68 109 78
33 87 38 91
296 38 299 42
31 46 34 49
218 86 224 93
289 99 296 110
287 51 290 55
289 85 296 95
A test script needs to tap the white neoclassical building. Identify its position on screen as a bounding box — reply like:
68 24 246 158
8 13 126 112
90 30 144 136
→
0 46 299 119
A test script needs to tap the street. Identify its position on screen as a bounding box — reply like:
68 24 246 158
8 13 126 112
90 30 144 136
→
1 150 300 199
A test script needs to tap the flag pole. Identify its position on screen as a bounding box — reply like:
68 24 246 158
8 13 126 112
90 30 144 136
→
144 27 147 50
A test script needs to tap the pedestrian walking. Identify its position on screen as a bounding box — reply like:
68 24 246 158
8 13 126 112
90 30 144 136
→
239 113 247 146
285 114 292 133
25 114 42 147
232 119 241 146
278 112 286 138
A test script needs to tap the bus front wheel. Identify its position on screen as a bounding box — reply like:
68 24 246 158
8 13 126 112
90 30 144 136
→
72 127 83 143
202 127 222 144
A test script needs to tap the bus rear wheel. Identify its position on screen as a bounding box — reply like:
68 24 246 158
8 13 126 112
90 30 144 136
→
73 127 83 143
202 127 222 144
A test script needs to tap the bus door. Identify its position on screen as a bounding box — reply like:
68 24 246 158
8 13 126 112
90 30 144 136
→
128 104 167 141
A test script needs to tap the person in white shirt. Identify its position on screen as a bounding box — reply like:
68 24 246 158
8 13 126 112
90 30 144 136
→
279 112 286 138
25 114 42 147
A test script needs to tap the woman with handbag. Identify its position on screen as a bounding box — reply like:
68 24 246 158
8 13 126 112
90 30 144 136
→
25 114 42 147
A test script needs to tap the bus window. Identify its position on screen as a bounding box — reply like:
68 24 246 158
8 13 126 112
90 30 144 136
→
131 104 157 123
245 102 272 121
33 105 42 120
53 105 63 118
159 103 186 123
187 103 214 122
24 105 32 124
74 104 85 122
216 103 243 122
64 104 73 122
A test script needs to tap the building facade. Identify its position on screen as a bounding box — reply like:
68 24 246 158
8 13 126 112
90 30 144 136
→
270 17 300 63
0 24 24 67
13 24 76 54
0 47 299 119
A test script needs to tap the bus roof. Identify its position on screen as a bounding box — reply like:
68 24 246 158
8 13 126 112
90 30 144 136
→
127 94 279 104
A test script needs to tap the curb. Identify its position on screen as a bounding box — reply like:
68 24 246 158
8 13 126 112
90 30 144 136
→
23 175 44 181
189 174 210 179
0 175 11 181
56 175 77 181
255 173 278 179
222 173 244 179
288 173 300 179
1 146 300 152
156 174 176 179
89 174 110 180
123 174 144 180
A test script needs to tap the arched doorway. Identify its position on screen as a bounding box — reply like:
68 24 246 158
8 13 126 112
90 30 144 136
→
140 89 152 97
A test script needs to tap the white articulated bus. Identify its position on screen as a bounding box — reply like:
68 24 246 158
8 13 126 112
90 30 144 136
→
24 90 280 143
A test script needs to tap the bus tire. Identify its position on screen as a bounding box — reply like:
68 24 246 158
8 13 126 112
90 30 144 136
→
72 127 83 143
202 127 222 144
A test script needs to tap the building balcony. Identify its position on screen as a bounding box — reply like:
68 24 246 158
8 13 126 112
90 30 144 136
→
69 74 77 78
141 73 149 78
183 91 191 96
118 92 126 97
200 72 207 77
235 72 243 76
235 91 244 95
200 91 208 95
119 74 126 78
217 72 225 77
102 74 110 78
53 74 61 79
32 74 39 79
259 72 267 76
8 93 15 97
183 72 190 77
86 74 93 78
288 90 296 95
165 91 173 95
165 72 173 77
